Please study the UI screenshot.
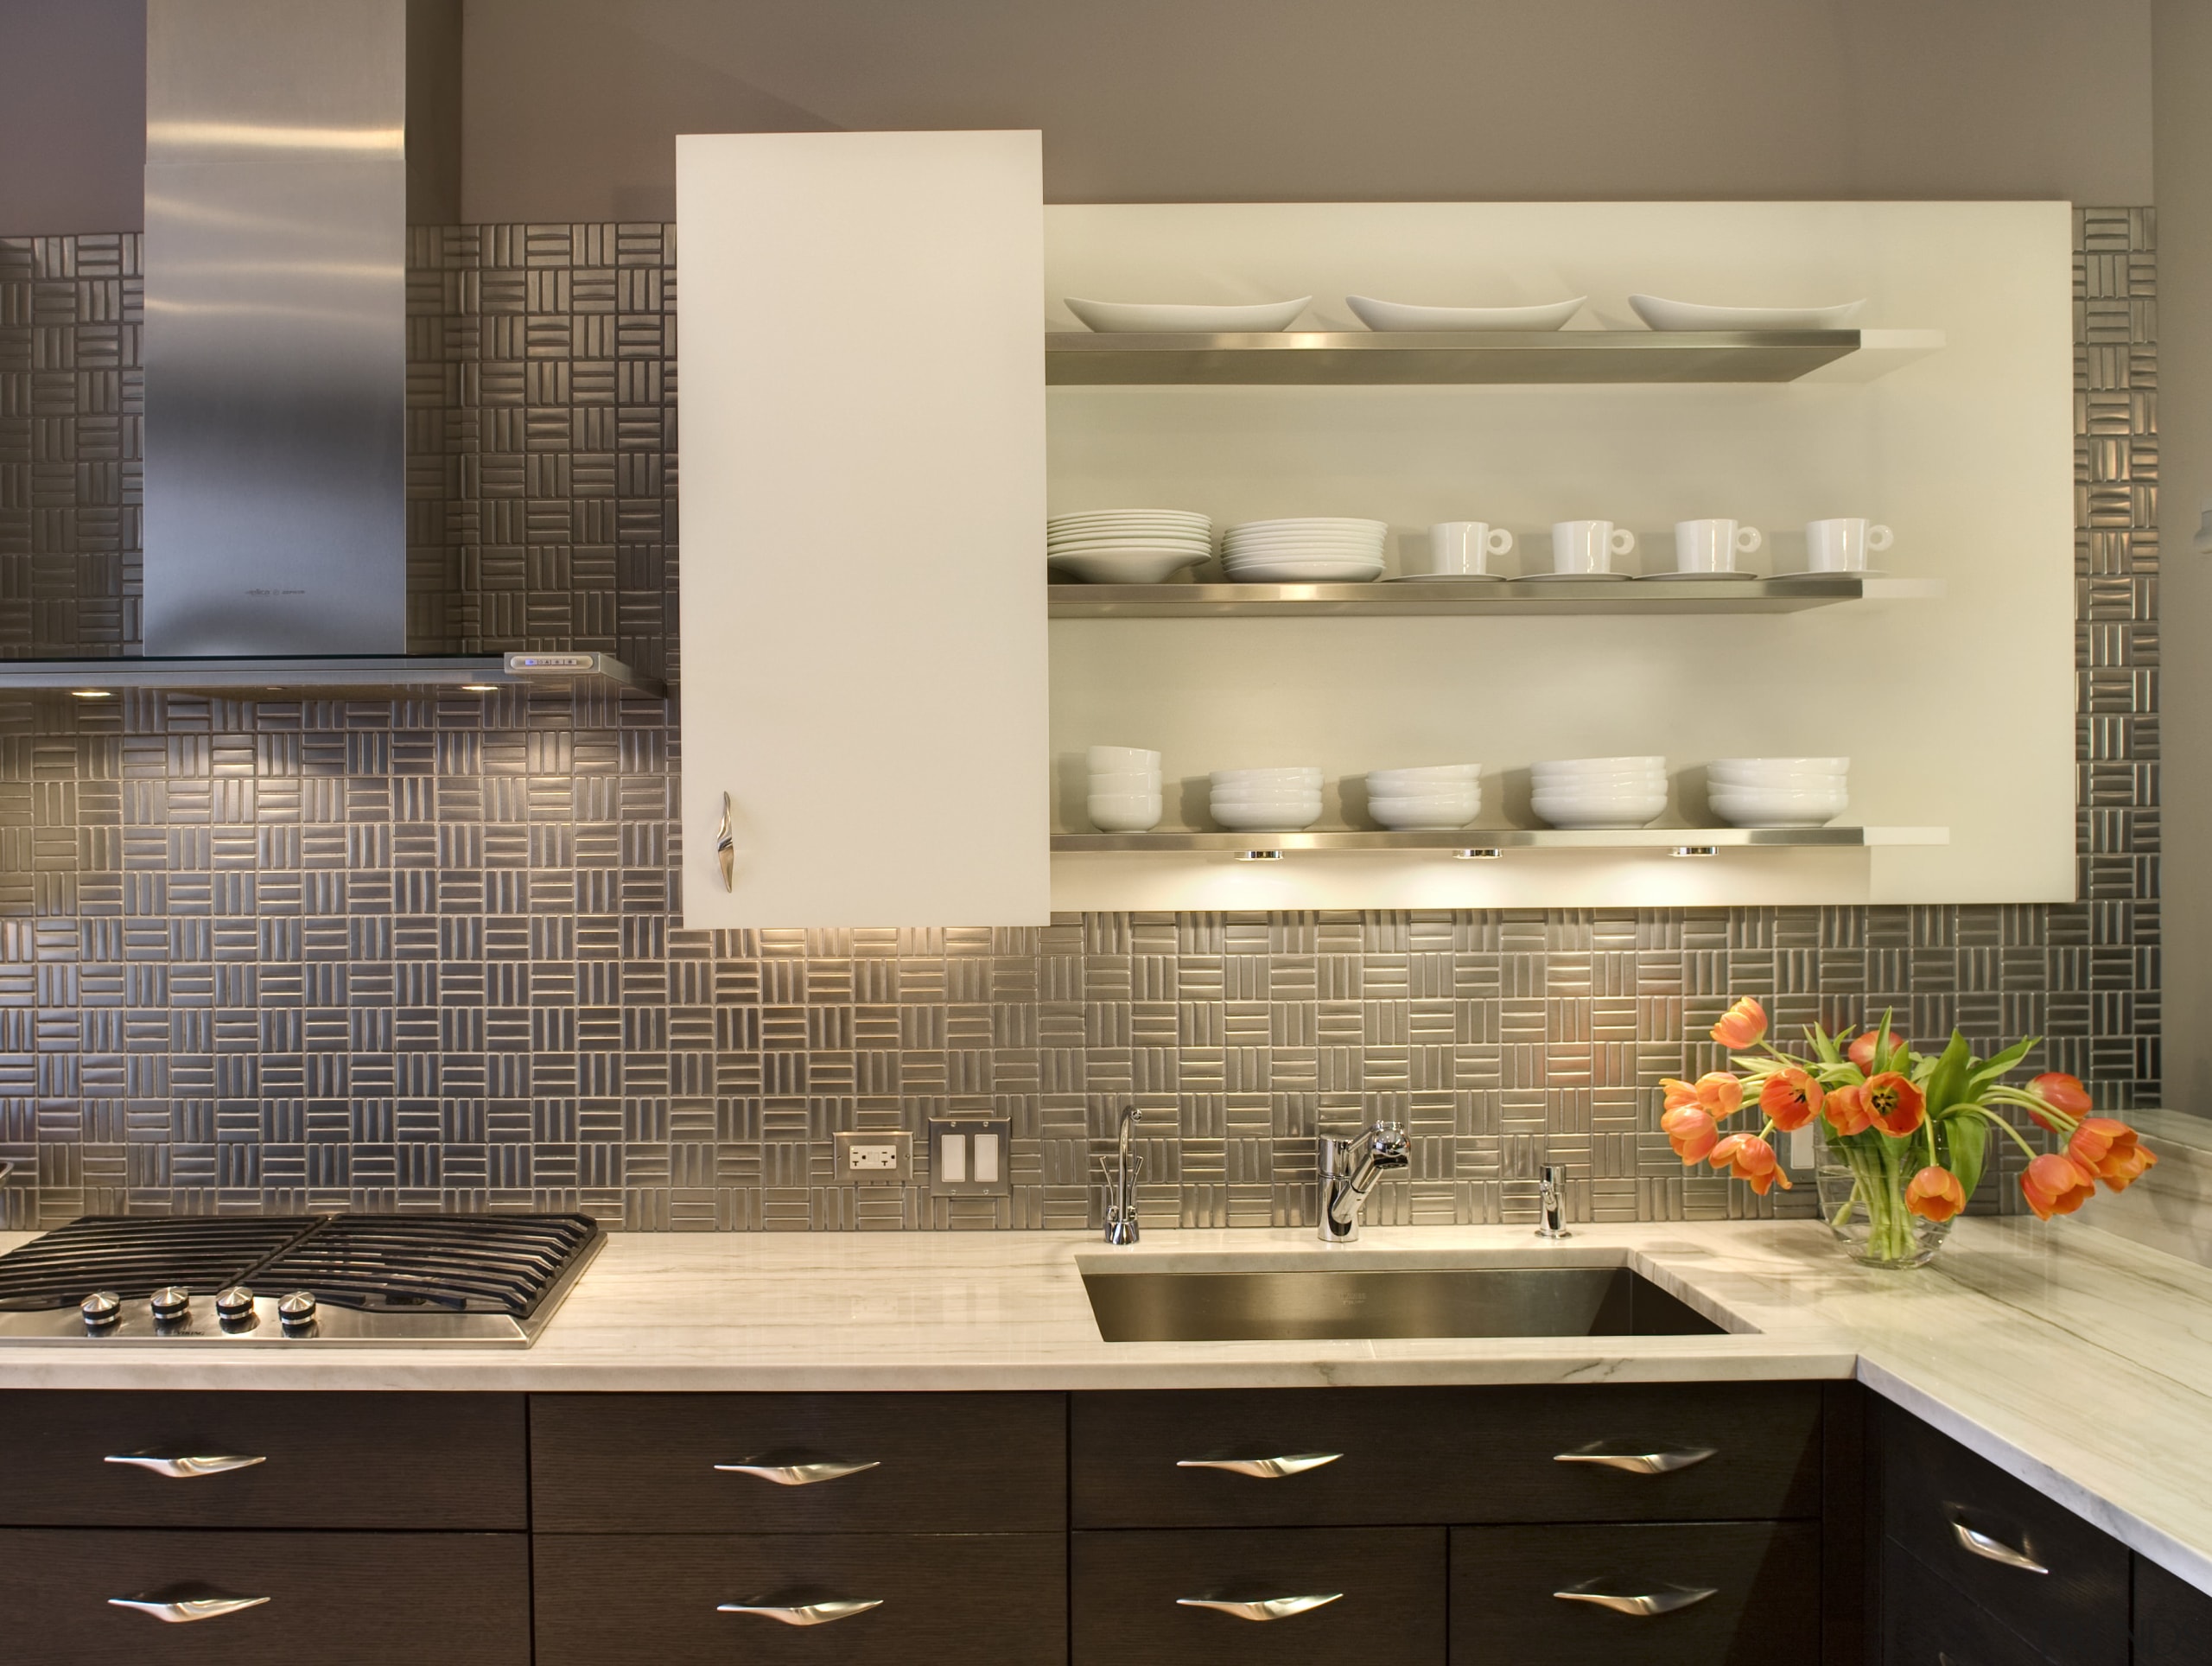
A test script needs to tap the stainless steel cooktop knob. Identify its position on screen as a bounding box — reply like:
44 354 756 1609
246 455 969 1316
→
149 1285 191 1321
276 1290 318 1329
215 1285 257 1326
80 1290 122 1330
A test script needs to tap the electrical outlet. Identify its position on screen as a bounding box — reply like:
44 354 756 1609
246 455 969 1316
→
834 1129 912 1185
926 1116 1012 1197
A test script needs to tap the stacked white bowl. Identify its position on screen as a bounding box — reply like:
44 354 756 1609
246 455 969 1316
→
1530 756 1669 829
1365 765 1481 830
1221 518 1388 583
1707 757 1850 827
1211 767 1324 831
1047 510 1212 584
1088 745 1163 831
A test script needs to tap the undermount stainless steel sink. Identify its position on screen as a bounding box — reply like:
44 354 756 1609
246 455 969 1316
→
1081 1264 1727 1344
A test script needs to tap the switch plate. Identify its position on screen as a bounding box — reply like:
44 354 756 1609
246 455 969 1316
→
835 1129 913 1185
926 1116 1012 1197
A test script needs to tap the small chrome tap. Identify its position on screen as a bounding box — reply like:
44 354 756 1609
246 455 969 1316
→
1317 1120 1409 1243
1536 1161 1572 1239
1103 1103 1142 1244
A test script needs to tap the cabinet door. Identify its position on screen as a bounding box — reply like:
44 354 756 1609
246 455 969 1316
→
675 130 1049 926
1882 1537 2055 1666
2133 1555 2212 1666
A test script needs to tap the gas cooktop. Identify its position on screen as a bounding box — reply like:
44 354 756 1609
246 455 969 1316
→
0 1212 604 1346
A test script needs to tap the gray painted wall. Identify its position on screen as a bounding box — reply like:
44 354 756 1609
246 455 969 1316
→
0 0 143 234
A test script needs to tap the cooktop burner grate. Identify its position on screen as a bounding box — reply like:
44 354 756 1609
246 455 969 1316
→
0 1217 311 1310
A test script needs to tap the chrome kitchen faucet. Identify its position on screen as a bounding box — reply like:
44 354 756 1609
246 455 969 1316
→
1317 1121 1409 1243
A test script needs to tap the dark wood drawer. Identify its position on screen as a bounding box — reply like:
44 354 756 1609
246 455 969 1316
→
1882 1537 2055 1666
1072 1383 1821 1527
534 1532 1065 1665
1878 1404 2126 1666
1072 1526 1445 1665
2135 1554 2212 1666
0 1390 526 1529
0 1528 529 1666
1451 1520 1820 1666
530 1391 1065 1533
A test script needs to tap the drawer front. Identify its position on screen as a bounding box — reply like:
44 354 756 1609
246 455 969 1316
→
1072 1526 1445 1666
0 1528 529 1666
2135 1555 2212 1666
1450 1520 1820 1666
1878 1404 2126 1666
1883 1538 2055 1666
534 1532 1065 1666
0 1390 527 1529
1072 1383 1821 1527
531 1391 1065 1533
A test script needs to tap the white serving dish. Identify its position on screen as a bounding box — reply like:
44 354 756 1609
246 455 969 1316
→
1628 294 1864 332
1088 769 1161 793
1367 765 1481 785
1211 801 1324 831
1210 792 1325 810
1212 766 1323 783
1088 792 1164 832
1088 745 1161 770
1707 756 1850 775
1529 795 1669 830
1707 788 1848 827
1369 799 1480 830
1345 294 1586 333
1706 769 1848 789
1047 551 1207 584
1531 755 1668 776
1065 296 1312 333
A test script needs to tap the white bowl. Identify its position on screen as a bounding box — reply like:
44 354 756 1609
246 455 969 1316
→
1708 788 1848 828
1628 295 1864 332
1367 765 1481 786
1346 294 1586 333
1088 793 1163 832
1369 799 1480 830
1048 529 1213 546
1529 795 1669 829
1707 756 1849 773
1048 551 1208 584
1065 296 1312 333
1211 793 1326 811
1368 789 1481 807
1211 801 1323 831
1089 745 1160 770
1212 767 1323 784
1531 755 1668 776
1089 769 1161 793
1706 772 1848 792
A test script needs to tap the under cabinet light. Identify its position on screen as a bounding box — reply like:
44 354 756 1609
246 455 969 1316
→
460 684 499 693
1453 848 1501 861
1671 845 1719 858
70 690 111 700
1234 849 1283 862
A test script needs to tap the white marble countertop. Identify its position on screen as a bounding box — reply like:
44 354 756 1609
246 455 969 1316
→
2 1216 2209 1594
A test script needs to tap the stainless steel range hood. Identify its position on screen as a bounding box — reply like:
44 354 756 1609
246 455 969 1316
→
1 0 660 699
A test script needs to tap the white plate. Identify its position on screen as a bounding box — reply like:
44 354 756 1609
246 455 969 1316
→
1065 296 1312 333
1771 569 1891 581
1050 509 1211 522
1049 541 1213 556
1382 571 1507 582
1228 517 1389 535
1048 553 1207 584
1346 294 1586 333
1513 571 1633 582
1225 567 1384 583
1636 570 1756 582
1628 294 1865 332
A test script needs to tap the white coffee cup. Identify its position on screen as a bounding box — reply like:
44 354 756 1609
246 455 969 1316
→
1418 521 1516 577
1674 518 1763 574
1804 518 1895 572
1551 520 1636 575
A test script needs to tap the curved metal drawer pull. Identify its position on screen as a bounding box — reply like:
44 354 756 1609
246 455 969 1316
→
1951 1520 2049 1574
1176 1452 1343 1479
1178 1593 1343 1622
105 1451 267 1479
1554 1445 1717 1475
717 1598 883 1627
1554 1580 1717 1617
110 1591 270 1625
715 792 735 892
714 1453 881 1486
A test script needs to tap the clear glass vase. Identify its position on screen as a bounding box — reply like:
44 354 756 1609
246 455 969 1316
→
1815 1128 1954 1269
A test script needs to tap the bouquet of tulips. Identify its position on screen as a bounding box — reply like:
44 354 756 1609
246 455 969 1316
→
1660 996 2158 1265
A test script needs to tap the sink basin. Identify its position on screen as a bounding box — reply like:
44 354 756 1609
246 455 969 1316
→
1082 1264 1726 1343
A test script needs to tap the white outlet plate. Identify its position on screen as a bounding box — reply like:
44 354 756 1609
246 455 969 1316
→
834 1129 913 1185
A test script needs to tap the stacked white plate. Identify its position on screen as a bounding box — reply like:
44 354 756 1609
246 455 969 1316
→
1088 745 1163 831
1366 765 1481 830
1530 756 1669 829
1047 510 1212 584
1707 757 1849 827
1221 518 1388 584
1211 767 1323 831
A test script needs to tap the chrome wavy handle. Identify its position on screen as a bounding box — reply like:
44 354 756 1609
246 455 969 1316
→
1554 1445 1717 1475
1176 1452 1343 1479
714 1453 880 1486
1554 1580 1718 1617
717 1598 883 1626
109 1591 270 1625
1952 1519 2049 1574
1178 1593 1343 1622
715 792 734 892
105 1452 267 1479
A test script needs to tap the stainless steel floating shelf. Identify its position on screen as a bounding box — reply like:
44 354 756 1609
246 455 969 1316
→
1047 575 1941 618
1052 827 1948 854
0 652 665 699
1045 328 1863 386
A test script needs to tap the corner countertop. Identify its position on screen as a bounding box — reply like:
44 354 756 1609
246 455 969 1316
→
1 1217 2209 1595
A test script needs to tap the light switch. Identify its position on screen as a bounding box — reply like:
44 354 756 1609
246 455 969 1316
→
939 1132 969 1184
925 1116 1013 1197
972 1131 1000 1184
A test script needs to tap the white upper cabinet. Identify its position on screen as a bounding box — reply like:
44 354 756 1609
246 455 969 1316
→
676 131 1050 926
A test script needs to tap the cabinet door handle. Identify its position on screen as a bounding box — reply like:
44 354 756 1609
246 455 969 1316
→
105 1451 267 1479
715 792 735 892
1554 1444 1717 1475
1177 1593 1343 1621
1950 1519 2049 1574
1176 1452 1343 1479
714 1453 880 1486
717 1598 883 1626
109 1591 271 1625
1554 1580 1717 1617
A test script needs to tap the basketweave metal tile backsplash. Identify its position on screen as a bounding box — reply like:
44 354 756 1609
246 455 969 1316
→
0 209 2160 1232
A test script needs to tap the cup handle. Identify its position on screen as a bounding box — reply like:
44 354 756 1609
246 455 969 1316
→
1866 524 1894 553
1609 528 1637 556
1486 527 1516 556
1734 526 1763 555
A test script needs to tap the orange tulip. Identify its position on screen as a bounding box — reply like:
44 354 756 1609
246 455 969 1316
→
1847 1028 1907 1072
1864 1071 1926 1138
1758 1066 1824 1132
2027 1071 2093 1134
1823 1082 1875 1137
1662 1105 1719 1163
1661 1071 1744 1118
2020 1152 2096 1220
1709 1132 1792 1193
2067 1117 2159 1191
1711 995 1768 1051
1905 1166 1967 1222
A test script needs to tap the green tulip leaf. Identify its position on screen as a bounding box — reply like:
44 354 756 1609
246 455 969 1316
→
1948 1112 1989 1205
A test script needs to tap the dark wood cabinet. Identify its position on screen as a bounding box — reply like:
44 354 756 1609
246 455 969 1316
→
1881 1536 2056 1666
2135 1553 2212 1666
0 1528 531 1666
